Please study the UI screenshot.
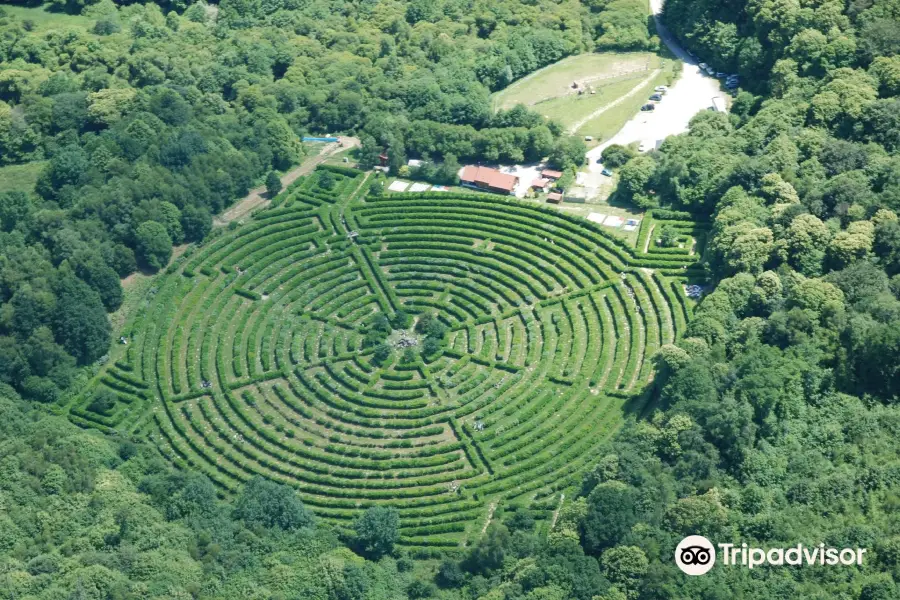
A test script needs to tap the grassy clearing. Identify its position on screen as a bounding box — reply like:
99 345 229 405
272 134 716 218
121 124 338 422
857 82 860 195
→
0 162 45 195
323 146 359 166
1 5 94 31
532 72 652 132
492 52 658 111
576 60 680 139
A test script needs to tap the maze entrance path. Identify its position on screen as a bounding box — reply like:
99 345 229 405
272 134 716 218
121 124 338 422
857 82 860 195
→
70 167 700 548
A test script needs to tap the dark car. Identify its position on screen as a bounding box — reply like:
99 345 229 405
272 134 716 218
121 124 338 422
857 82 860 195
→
641 103 655 111
649 93 662 101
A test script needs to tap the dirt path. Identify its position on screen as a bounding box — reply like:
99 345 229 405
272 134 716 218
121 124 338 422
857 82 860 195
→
120 136 359 292
213 136 360 227
550 493 566 529
567 69 661 134
481 502 498 534
121 243 190 291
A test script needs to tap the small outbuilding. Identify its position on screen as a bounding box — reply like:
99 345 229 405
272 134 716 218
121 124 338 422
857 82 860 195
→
531 178 551 193
542 169 563 181
546 192 563 204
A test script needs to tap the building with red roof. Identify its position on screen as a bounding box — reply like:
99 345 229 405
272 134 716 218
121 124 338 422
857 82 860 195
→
531 177 551 193
541 169 563 181
459 166 519 195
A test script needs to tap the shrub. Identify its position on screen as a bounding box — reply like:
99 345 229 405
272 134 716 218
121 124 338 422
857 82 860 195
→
423 337 441 356
233 477 315 531
601 144 636 168
88 388 117 414
354 506 400 558
318 171 336 190
391 310 412 329
372 343 392 365
93 18 120 35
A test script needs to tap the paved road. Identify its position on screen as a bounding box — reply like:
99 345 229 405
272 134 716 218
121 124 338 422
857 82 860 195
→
585 0 722 172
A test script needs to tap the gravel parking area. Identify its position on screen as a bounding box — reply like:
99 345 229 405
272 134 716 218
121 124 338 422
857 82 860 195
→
586 0 723 171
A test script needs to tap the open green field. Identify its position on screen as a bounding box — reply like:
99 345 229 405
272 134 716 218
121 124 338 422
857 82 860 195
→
576 64 678 139
492 52 658 111
68 166 702 548
492 51 680 142
534 71 654 130
0 161 45 195
1 5 95 31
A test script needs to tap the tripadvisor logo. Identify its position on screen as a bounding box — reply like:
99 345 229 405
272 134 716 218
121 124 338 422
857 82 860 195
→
675 536 716 575
675 536 867 576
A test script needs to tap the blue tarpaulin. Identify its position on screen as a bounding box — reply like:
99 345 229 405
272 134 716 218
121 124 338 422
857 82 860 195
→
303 136 339 142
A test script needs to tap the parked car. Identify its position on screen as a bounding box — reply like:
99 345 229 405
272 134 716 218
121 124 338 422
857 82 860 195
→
654 85 668 93
601 168 613 177
649 93 663 101
640 103 655 111
716 72 726 78
699 62 708 70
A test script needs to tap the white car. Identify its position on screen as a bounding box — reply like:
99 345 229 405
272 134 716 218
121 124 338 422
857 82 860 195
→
654 85 668 93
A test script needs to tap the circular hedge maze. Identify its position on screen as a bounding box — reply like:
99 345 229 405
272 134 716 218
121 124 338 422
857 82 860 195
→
70 167 704 548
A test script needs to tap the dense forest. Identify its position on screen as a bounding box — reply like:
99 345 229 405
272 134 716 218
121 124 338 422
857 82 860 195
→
1 0 900 598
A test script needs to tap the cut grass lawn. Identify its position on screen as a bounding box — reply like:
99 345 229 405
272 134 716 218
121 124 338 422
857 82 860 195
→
532 72 652 132
492 52 658 111
0 162 45 195
576 60 680 140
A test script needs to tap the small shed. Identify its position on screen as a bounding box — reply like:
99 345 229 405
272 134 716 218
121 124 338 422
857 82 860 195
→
546 192 563 204
542 169 563 181
531 178 551 193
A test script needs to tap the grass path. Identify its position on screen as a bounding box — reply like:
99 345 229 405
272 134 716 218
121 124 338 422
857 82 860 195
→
567 69 661 134
550 493 566 529
643 224 655 253
481 502 498 535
